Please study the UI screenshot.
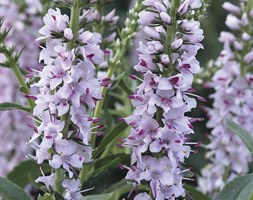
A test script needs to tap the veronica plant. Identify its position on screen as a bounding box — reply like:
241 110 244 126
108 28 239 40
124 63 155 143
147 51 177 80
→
119 0 205 199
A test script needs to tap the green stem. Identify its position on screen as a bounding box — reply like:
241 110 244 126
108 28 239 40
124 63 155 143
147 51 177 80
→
56 0 80 192
90 50 121 146
164 0 180 77
61 0 80 139
7 55 35 110
55 169 64 193
80 164 93 183
67 0 80 50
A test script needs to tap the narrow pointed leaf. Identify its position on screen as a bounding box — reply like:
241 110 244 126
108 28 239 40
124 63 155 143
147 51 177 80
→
118 79 134 95
93 122 128 158
215 174 253 200
185 185 210 200
226 118 253 153
0 102 30 112
7 160 51 188
0 177 31 200
81 193 114 200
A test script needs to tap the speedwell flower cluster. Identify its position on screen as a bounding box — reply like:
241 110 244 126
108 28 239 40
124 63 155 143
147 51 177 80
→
198 1 253 197
28 6 105 199
121 0 204 199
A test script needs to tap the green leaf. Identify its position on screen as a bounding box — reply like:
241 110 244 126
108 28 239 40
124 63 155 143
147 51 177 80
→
185 185 210 200
20 86 29 94
81 155 129 196
0 102 30 112
81 193 114 200
81 153 130 183
118 79 134 95
215 173 253 200
7 160 51 188
92 154 129 176
103 179 131 193
226 118 253 153
93 122 128 158
103 179 132 199
0 177 31 200
237 179 253 200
